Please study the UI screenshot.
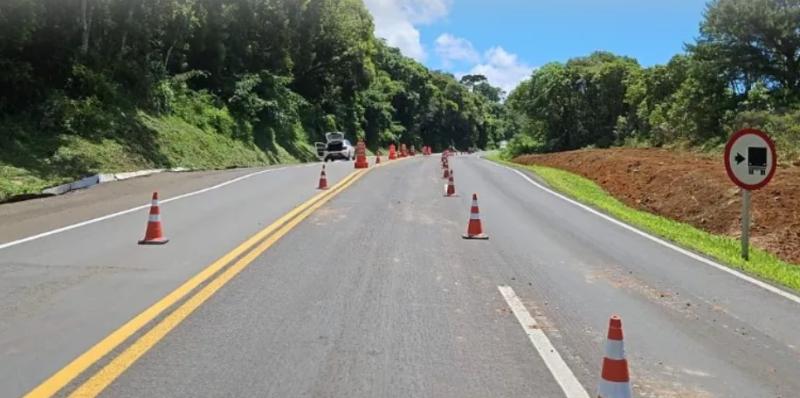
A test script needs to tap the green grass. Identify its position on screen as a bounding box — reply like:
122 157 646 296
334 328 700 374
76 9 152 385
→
0 111 312 202
140 114 296 168
485 153 800 293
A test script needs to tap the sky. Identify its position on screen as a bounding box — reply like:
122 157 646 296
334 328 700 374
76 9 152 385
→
363 0 709 93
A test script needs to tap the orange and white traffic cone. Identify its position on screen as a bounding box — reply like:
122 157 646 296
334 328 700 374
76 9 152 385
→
318 165 328 190
444 174 456 197
354 140 369 169
463 193 488 239
597 315 632 398
443 167 450 179
138 192 169 245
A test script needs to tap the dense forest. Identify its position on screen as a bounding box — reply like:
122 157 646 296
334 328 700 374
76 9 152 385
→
504 0 800 163
0 0 509 199
2 0 799 200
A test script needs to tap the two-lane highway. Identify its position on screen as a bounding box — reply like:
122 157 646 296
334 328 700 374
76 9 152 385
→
2 155 799 397
0 159 358 397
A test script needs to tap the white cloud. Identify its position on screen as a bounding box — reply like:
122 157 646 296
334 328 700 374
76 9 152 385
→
400 0 452 24
435 33 480 67
364 0 452 61
363 2 532 92
467 47 533 93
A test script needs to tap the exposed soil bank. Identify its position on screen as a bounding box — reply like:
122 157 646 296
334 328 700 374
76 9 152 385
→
514 148 800 264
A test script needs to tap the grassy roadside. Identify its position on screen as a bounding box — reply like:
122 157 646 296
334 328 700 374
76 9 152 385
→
485 153 800 293
0 112 316 202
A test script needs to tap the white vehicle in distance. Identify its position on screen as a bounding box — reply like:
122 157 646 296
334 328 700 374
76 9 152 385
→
315 132 356 162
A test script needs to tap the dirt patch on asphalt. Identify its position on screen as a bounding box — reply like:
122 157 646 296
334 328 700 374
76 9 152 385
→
514 148 800 264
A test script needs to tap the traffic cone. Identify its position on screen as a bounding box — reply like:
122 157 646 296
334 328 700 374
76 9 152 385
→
444 174 456 197
389 144 397 160
354 140 369 169
463 193 488 239
317 165 328 190
443 167 450 179
138 192 169 245
597 315 632 398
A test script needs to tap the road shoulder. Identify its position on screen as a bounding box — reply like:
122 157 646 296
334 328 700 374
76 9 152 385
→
0 165 299 244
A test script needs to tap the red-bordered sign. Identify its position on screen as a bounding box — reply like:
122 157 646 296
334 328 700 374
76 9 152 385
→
724 128 776 190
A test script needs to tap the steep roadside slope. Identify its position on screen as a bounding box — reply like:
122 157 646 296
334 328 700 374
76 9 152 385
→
515 148 800 264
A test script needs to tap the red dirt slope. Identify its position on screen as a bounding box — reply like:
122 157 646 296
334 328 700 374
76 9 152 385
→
514 148 800 264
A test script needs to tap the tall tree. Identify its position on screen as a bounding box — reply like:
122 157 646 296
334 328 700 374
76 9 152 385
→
696 0 800 101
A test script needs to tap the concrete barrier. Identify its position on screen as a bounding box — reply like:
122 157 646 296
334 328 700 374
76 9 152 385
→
42 167 191 196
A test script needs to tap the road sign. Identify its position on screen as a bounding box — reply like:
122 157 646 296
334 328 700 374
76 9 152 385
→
724 128 777 261
724 128 776 190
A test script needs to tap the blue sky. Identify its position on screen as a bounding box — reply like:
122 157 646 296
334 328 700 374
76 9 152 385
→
364 0 709 92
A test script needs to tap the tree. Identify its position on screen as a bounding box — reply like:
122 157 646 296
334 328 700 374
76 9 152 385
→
696 0 800 102
459 74 487 88
0 0 498 156
472 82 504 102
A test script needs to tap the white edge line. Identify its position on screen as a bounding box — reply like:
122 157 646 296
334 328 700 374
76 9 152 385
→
0 166 303 251
487 159 800 305
498 285 590 398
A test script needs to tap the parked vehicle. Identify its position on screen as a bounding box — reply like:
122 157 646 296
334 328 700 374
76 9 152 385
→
315 132 355 161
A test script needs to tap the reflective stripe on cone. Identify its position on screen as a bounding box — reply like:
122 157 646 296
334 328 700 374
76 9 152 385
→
139 192 169 245
597 315 631 398
463 193 488 239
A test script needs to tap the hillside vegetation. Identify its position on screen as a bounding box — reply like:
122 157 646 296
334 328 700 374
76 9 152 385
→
0 0 509 200
4 0 798 202
502 0 800 164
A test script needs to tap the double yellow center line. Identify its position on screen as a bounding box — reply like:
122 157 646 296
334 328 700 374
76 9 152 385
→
25 168 370 398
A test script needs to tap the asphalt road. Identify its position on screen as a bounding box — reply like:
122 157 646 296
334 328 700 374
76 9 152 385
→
2 155 799 397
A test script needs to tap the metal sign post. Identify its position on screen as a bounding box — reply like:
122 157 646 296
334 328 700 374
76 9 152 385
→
741 189 750 260
724 128 776 261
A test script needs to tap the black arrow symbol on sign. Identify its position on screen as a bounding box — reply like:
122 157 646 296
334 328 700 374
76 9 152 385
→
735 152 745 164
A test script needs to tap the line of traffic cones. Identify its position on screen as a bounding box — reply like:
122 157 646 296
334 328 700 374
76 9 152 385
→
139 149 635 398
438 151 486 239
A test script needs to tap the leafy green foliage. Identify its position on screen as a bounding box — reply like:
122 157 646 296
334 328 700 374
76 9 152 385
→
504 0 800 161
0 0 500 200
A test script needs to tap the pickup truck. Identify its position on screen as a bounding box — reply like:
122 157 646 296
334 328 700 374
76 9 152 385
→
315 132 355 162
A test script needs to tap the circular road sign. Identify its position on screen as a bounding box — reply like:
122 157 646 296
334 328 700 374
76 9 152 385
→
724 128 776 190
